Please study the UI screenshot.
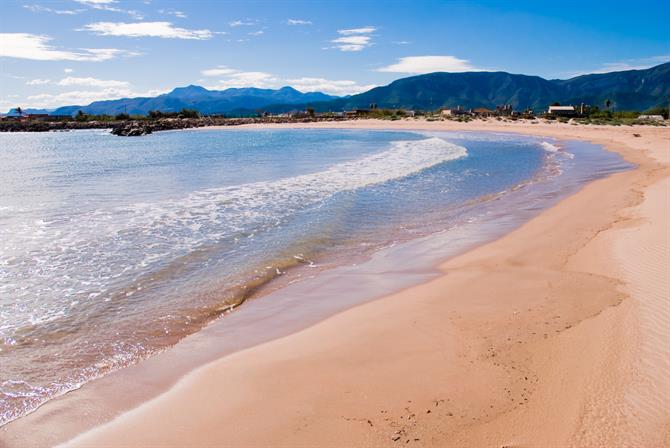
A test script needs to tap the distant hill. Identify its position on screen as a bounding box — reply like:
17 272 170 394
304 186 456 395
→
264 62 670 113
2 107 52 116
49 85 338 116
13 62 670 116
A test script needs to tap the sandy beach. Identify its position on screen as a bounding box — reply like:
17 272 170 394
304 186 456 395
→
4 119 669 447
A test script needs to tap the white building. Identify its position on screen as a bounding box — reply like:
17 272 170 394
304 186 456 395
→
638 114 665 121
441 106 467 116
547 105 576 116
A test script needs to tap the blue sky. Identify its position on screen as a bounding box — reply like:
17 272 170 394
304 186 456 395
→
1 0 668 110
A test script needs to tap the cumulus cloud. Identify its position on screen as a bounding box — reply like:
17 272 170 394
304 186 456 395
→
331 26 376 52
81 21 214 39
377 55 479 74
286 19 311 25
0 33 129 61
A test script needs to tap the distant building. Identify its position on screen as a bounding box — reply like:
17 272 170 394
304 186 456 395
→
638 114 665 121
27 114 50 121
472 107 495 117
547 105 576 116
343 109 369 118
496 104 513 116
441 106 468 116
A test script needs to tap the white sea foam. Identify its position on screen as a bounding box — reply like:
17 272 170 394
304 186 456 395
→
0 137 467 337
540 141 574 159
540 141 560 152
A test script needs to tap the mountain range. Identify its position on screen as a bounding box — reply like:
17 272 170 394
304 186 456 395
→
273 62 670 113
47 86 337 116
14 62 670 116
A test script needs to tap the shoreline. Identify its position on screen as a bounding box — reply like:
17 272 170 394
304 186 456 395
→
2 120 668 447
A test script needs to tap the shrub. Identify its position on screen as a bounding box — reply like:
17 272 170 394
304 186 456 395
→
178 108 200 119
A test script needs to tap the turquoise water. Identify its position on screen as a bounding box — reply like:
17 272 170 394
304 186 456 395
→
0 128 629 424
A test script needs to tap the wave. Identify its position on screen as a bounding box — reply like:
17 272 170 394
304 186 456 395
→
540 141 575 159
0 137 467 338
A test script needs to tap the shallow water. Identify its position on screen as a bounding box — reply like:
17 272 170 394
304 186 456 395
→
0 128 630 424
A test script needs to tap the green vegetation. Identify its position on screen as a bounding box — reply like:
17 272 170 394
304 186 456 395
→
147 108 200 119
643 106 669 119
178 108 200 119
364 109 411 120
573 106 667 126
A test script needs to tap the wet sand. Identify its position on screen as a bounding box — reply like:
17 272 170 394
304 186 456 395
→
5 119 669 447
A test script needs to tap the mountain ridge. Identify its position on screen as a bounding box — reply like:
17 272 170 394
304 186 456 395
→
13 62 670 116
48 85 339 116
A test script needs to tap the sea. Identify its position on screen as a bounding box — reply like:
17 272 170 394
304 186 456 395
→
0 127 630 425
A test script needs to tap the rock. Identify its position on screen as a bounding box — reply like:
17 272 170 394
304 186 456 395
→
111 123 153 137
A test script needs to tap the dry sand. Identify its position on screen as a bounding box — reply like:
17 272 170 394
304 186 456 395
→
11 120 670 447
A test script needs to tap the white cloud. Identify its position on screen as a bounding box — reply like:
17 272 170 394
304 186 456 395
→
248 30 264 36
338 27 376 35
331 26 376 52
82 21 214 39
229 20 256 27
0 33 128 61
57 77 129 88
287 77 376 95
201 67 277 88
286 19 311 25
64 68 74 73
26 78 51 85
25 76 129 88
587 55 670 74
74 0 143 19
24 4 83 15
377 55 478 74
331 35 372 52
25 87 169 108
75 0 117 4
201 66 238 77
202 65 375 95
158 9 187 19
209 71 279 89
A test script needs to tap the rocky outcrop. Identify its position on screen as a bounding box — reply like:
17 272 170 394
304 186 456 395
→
0 116 349 134
110 123 153 136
